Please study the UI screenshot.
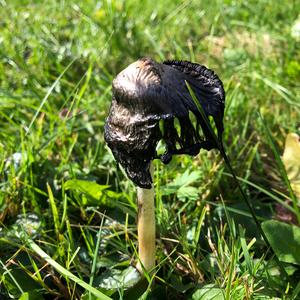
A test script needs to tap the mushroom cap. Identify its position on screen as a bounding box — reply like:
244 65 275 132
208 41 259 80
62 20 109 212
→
104 58 225 188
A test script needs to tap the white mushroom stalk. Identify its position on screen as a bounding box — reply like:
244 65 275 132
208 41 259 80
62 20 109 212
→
136 163 155 273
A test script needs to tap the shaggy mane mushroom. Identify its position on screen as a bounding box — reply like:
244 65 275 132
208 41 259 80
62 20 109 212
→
104 57 225 273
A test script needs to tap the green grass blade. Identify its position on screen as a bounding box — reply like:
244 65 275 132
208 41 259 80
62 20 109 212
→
27 239 112 300
223 173 296 214
185 81 288 278
66 246 81 269
239 225 253 275
89 215 105 293
193 205 207 255
225 243 236 300
254 72 300 108
291 280 300 300
26 57 78 135
60 193 68 231
0 258 24 294
258 112 300 222
47 183 60 238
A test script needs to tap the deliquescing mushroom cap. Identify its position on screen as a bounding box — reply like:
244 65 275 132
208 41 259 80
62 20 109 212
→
104 58 225 189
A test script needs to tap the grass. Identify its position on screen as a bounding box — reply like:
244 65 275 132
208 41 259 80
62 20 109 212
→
1 0 300 299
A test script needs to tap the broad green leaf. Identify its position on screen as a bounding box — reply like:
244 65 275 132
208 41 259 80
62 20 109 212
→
19 291 41 300
282 133 300 198
192 285 225 300
94 266 141 290
96 257 121 268
64 180 121 206
64 180 110 199
173 169 202 186
177 186 199 201
262 220 300 265
162 169 201 200
9 213 42 239
81 293 101 300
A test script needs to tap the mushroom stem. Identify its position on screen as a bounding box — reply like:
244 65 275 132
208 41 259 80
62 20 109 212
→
136 163 155 274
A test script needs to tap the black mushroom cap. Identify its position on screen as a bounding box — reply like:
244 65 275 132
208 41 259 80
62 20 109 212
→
104 58 225 189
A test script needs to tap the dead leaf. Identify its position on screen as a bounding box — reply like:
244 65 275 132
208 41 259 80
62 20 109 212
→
282 133 300 198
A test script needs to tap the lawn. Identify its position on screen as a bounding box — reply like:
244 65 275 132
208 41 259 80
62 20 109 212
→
1 0 300 299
